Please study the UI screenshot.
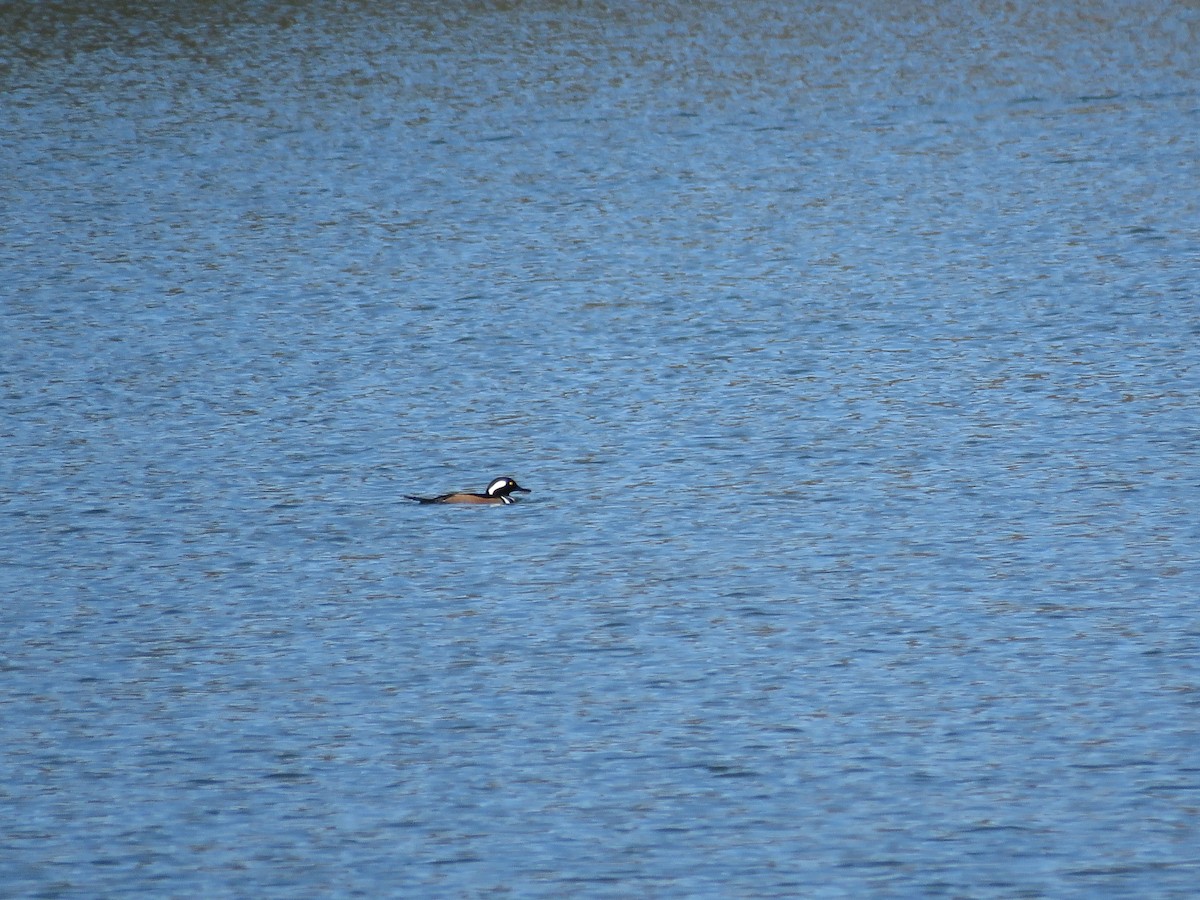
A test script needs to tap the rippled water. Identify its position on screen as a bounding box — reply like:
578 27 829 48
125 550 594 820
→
3 1 1199 896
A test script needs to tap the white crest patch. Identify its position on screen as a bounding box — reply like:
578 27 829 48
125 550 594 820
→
486 477 511 496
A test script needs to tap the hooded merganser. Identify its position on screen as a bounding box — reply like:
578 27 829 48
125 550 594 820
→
406 476 531 505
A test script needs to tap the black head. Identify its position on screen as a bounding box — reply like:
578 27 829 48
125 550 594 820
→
485 476 531 503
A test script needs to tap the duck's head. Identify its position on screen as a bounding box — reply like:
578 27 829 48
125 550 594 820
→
486 476 531 503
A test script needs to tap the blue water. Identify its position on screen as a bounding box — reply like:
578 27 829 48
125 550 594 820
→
3 1 1199 896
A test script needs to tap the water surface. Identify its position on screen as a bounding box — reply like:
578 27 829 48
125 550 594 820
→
3 1 1199 896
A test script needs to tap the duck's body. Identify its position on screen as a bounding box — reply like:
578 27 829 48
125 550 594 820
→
407 476 530 506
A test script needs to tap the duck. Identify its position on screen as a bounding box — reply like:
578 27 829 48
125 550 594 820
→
406 476 531 505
